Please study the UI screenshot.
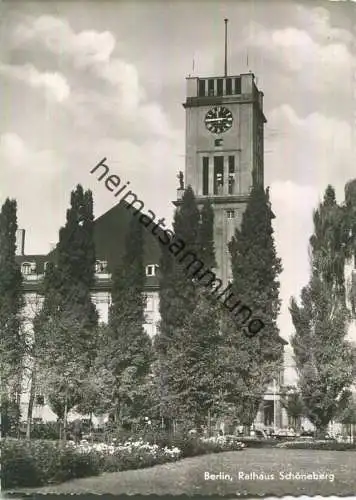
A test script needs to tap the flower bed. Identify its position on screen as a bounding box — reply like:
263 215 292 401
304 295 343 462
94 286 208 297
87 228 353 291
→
3 435 245 490
276 440 356 450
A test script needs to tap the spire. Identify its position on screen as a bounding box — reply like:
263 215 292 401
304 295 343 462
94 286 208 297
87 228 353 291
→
224 18 228 77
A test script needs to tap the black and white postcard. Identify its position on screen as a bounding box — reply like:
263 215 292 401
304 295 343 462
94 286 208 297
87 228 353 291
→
1 0 356 497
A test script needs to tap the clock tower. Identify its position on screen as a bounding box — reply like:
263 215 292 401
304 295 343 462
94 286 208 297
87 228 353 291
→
178 72 267 285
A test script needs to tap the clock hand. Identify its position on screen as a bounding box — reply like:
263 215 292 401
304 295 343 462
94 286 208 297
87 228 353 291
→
205 117 226 122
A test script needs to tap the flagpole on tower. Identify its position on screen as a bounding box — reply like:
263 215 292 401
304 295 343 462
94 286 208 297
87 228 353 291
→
224 18 228 77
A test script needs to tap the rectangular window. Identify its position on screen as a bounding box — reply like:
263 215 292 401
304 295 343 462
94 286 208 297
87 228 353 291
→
228 155 235 173
198 79 205 97
214 138 223 147
226 78 232 95
202 157 209 195
146 265 156 277
208 79 215 96
228 156 235 194
216 79 223 96
226 210 235 219
235 77 241 94
146 295 154 312
213 156 224 195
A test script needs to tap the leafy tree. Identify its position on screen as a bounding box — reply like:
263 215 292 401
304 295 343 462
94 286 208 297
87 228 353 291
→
33 185 98 439
221 185 283 431
344 179 356 316
310 185 350 301
167 198 222 430
0 199 24 436
156 186 201 429
338 393 356 440
280 386 305 430
198 198 216 269
0 398 21 437
99 215 152 428
290 185 354 437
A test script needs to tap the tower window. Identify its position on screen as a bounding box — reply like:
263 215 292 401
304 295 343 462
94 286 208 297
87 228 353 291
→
226 78 232 95
214 139 223 147
217 79 223 96
213 156 224 195
146 264 158 277
226 210 235 219
228 156 235 194
208 79 215 96
202 157 209 195
198 79 205 97
228 156 235 173
235 77 241 94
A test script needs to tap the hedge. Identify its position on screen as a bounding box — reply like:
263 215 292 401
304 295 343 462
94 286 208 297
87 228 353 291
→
2 435 245 490
2 439 100 489
276 440 356 450
236 437 279 448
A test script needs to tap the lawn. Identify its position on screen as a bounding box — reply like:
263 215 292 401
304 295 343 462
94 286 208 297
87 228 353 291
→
8 448 356 496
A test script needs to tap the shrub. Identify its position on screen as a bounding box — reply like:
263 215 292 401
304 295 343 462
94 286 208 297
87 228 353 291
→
237 437 279 448
2 433 245 490
276 440 356 451
31 422 60 440
1 439 101 489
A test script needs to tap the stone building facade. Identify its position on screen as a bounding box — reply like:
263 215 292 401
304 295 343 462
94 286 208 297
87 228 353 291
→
14 69 288 430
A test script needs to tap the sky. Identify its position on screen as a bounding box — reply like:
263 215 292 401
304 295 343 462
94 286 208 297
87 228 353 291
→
1 0 356 382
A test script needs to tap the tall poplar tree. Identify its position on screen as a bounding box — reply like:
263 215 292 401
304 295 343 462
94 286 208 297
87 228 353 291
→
221 185 283 430
100 215 152 428
290 185 354 436
0 199 24 435
156 186 201 429
167 198 221 429
34 185 98 436
344 179 356 315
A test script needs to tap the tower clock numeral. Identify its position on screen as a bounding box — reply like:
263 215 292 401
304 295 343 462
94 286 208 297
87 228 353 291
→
204 106 233 134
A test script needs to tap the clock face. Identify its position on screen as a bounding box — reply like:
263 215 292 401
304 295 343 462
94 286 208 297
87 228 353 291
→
205 106 233 134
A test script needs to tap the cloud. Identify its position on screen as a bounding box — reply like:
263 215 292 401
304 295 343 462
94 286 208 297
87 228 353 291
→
0 133 67 253
243 7 354 93
0 133 63 175
266 104 352 195
11 15 179 138
0 62 70 102
296 5 353 44
14 15 116 68
12 15 142 107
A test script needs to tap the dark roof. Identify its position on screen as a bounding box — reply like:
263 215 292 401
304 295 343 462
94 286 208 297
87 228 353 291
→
17 200 162 288
93 200 161 271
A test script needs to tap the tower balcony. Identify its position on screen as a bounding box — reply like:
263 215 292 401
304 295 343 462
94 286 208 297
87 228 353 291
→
184 73 264 116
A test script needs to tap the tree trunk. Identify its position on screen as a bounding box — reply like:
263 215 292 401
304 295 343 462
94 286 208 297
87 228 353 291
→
315 424 327 439
14 368 22 438
63 389 68 442
89 411 93 442
26 365 37 440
